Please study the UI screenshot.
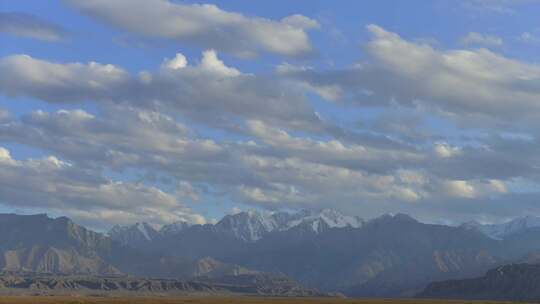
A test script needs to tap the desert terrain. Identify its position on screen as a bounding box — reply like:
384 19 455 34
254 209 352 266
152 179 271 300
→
0 296 523 304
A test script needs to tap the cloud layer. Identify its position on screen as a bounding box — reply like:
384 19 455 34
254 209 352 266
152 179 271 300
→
0 12 66 41
1 10 540 227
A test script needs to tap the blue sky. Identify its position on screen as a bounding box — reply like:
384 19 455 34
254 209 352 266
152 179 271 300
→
2 0 540 230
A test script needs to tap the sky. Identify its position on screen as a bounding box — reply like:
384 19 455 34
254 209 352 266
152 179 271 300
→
2 0 540 230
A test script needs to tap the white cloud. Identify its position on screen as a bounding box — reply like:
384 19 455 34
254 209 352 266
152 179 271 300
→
0 146 205 229
461 32 503 46
0 147 12 163
434 142 463 158
2 22 540 223
442 180 477 198
0 54 128 102
281 14 320 30
63 0 318 57
0 52 323 132
364 24 540 126
199 49 241 77
441 178 508 199
162 53 188 70
283 24 540 129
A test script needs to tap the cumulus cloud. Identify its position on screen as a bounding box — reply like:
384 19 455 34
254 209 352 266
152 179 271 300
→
0 106 225 169
440 178 508 199
0 52 323 132
0 54 129 102
0 12 66 41
0 146 205 229
281 24 540 129
162 53 188 70
434 142 462 158
365 24 540 123
63 0 318 57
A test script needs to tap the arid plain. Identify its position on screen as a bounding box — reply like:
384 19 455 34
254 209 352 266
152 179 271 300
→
0 297 524 304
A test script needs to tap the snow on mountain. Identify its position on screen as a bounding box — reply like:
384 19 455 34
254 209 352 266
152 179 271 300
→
136 222 151 240
461 216 540 240
284 209 363 233
208 208 365 241
160 221 192 235
110 209 365 244
215 210 279 242
108 222 160 245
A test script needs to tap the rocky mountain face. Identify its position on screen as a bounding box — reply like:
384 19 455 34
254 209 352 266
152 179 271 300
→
0 214 121 275
418 263 540 301
109 222 160 247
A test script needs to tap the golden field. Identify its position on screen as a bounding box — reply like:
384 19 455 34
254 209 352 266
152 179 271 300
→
0 297 524 304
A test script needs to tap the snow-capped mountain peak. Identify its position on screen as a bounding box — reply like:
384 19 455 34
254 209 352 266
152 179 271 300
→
212 208 364 240
283 209 363 233
110 209 365 244
461 216 540 240
215 210 279 242
108 222 159 245
319 208 363 228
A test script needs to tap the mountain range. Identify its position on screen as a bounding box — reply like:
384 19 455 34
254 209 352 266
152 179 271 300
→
109 209 363 244
4 210 540 297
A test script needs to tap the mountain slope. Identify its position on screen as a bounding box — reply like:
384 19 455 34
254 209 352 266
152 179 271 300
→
0 214 259 281
418 263 540 301
0 214 120 275
222 213 501 295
